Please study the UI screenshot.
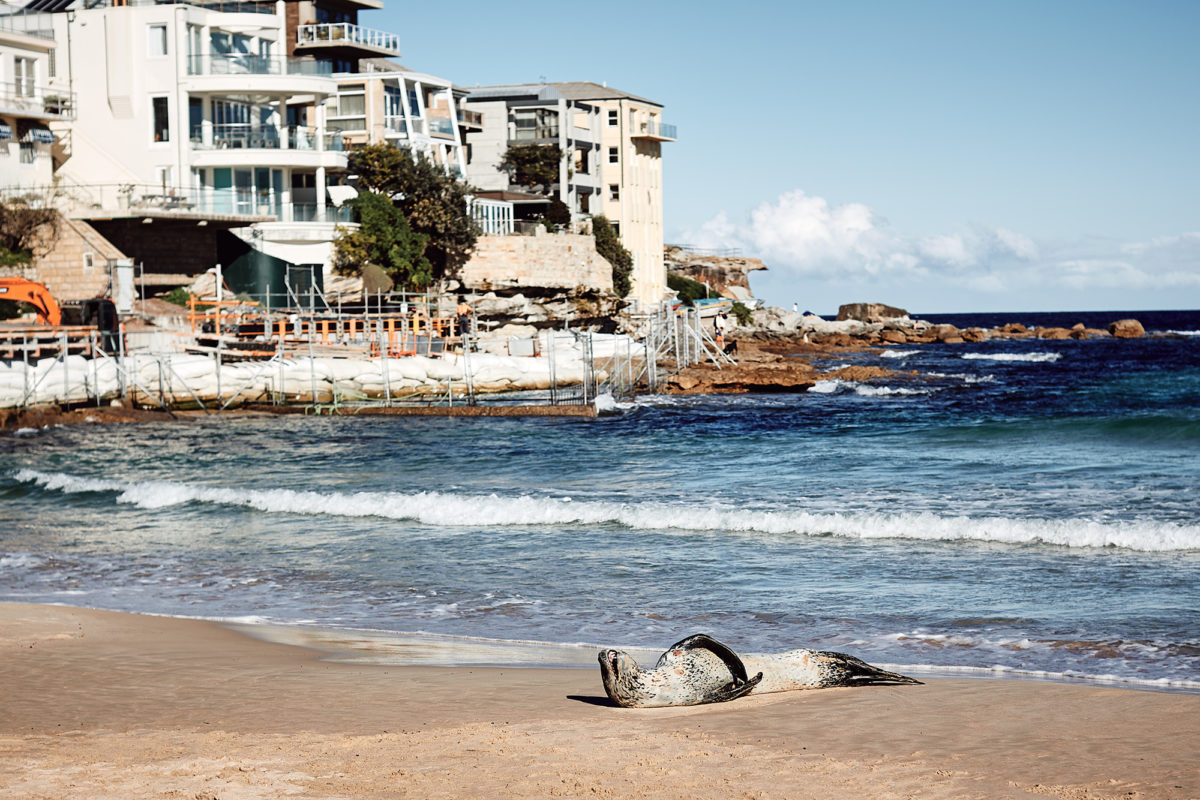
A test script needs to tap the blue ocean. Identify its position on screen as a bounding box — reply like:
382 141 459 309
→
3 309 1199 691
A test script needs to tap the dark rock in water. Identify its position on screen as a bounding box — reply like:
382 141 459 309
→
1108 319 1145 338
837 302 908 322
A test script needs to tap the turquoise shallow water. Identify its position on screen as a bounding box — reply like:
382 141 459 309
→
2 310 1199 690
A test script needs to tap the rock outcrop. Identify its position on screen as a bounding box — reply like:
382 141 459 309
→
663 246 767 302
1108 319 1145 338
836 302 909 322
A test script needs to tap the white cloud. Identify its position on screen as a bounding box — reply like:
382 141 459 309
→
674 188 1200 302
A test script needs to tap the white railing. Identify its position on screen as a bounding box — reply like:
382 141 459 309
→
296 23 400 55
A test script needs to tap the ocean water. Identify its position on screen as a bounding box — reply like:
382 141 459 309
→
2 310 1199 691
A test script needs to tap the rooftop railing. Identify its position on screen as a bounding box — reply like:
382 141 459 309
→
296 23 400 55
0 11 56 39
187 54 333 77
76 0 275 13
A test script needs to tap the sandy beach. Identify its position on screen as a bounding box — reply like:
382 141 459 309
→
0 603 1196 799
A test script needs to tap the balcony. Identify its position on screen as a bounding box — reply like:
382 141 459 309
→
630 119 677 142
295 23 401 58
182 55 335 96
190 123 343 151
189 124 346 169
457 108 483 130
428 115 455 138
0 82 76 122
383 115 426 137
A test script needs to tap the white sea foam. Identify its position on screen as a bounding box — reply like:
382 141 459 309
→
14 469 1200 552
961 352 1062 363
807 380 844 393
878 349 920 359
852 384 931 397
1166 329 1200 337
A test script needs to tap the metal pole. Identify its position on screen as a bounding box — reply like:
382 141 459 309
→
61 333 68 404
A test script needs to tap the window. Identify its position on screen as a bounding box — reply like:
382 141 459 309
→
329 85 366 132
13 58 34 97
152 96 170 142
608 146 618 164
574 147 588 175
148 24 168 56
19 142 35 164
609 184 619 200
83 252 95 271
47 49 56 78
607 109 617 126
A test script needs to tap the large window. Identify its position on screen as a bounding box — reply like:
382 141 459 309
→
607 109 618 126
608 146 618 164
13 58 34 97
328 84 365 132
512 108 558 141
152 96 170 142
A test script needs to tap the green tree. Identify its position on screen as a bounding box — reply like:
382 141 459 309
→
592 215 633 298
544 198 571 228
346 143 479 280
334 191 432 290
0 195 59 266
498 143 563 191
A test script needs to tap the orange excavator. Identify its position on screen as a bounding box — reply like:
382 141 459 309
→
0 277 62 326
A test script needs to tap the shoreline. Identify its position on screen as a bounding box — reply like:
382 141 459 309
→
3 601 1198 798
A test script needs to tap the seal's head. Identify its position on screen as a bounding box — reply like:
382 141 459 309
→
598 648 643 707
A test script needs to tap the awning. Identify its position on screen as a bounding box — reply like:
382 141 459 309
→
326 185 358 207
22 128 55 144
0 124 11 140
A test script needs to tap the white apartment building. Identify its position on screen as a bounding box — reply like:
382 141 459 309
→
0 9 71 192
0 0 357 292
465 82 674 305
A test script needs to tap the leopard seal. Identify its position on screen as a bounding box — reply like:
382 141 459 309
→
598 633 921 708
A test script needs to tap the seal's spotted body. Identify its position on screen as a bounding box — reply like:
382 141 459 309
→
599 634 921 708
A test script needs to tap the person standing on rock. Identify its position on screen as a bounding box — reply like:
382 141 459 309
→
714 311 728 346
456 296 474 340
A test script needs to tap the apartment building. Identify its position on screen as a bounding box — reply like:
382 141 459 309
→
462 84 601 223
0 10 70 192
0 0 353 293
464 82 674 304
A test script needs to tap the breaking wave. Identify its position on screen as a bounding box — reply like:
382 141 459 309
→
961 352 1062 363
13 469 1200 552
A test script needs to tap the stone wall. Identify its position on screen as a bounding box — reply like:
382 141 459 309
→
459 230 614 293
4 215 127 301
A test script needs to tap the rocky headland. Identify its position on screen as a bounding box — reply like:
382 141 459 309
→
661 301 1158 395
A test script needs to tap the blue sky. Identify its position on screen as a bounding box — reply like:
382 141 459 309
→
379 1 1199 314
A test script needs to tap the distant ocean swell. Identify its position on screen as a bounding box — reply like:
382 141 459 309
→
14 469 1200 553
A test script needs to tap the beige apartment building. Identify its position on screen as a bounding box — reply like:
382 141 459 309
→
465 82 674 305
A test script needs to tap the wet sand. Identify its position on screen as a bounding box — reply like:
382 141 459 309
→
1 602 1197 799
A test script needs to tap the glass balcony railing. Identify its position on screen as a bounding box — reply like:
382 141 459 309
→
384 116 426 136
296 23 400 55
632 119 677 140
186 55 333 77
188 124 343 152
428 116 455 137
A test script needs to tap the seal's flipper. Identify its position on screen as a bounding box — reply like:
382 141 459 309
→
661 633 757 687
700 671 763 705
816 651 924 685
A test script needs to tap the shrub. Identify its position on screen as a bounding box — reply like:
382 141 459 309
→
667 273 709 306
592 215 632 297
